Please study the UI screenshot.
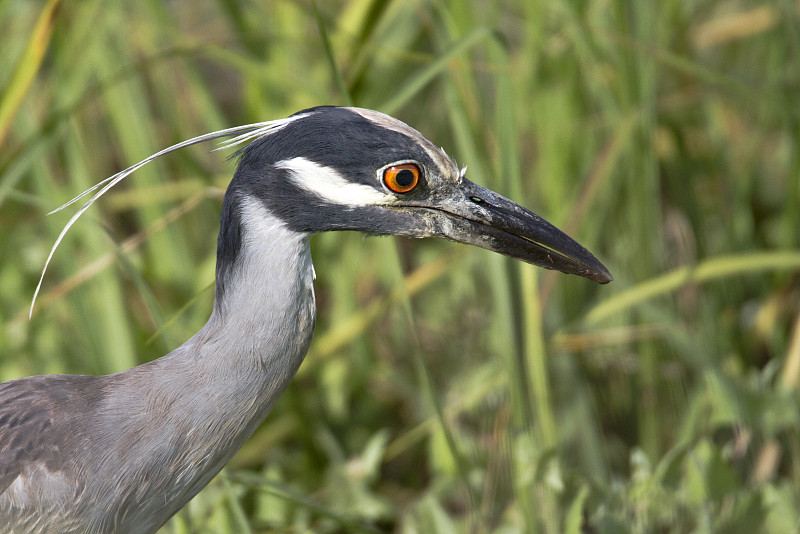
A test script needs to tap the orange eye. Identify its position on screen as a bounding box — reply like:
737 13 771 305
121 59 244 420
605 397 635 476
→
383 163 420 194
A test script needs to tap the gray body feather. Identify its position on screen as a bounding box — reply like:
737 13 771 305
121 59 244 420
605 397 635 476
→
0 203 315 533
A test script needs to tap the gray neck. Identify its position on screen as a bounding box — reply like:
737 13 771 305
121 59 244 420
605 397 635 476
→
178 195 316 420
92 198 316 531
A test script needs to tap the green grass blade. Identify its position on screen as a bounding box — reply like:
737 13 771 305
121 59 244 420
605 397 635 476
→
586 251 800 325
0 0 60 146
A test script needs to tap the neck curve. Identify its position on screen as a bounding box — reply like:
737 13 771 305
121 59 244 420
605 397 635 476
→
96 197 316 531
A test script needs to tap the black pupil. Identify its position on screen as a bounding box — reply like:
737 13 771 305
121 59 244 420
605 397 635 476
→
395 169 415 187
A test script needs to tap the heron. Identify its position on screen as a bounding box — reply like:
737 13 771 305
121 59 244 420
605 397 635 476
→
0 106 611 533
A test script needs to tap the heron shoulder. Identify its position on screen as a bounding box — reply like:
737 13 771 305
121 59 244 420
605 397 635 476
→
0 374 105 530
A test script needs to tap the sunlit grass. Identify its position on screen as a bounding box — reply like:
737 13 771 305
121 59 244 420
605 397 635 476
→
1 1 799 532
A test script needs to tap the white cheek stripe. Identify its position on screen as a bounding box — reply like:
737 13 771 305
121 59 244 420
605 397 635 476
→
275 157 393 206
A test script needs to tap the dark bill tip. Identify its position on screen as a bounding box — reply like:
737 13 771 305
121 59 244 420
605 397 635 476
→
592 267 614 284
427 182 614 284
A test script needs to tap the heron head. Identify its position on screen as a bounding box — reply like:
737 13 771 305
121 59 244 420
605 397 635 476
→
225 106 612 284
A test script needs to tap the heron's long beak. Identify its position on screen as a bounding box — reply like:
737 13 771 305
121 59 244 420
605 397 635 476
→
414 179 612 284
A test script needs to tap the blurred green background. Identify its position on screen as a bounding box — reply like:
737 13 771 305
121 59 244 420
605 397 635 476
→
2 1 800 532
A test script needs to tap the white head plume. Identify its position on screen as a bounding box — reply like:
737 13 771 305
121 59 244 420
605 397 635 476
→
30 114 309 318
